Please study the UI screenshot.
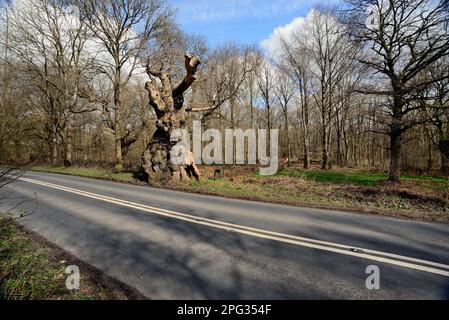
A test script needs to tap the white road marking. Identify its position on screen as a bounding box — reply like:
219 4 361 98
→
17 176 449 277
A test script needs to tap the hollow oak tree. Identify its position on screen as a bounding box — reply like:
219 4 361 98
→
140 54 205 182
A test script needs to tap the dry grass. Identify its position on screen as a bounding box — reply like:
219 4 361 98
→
177 166 449 224
29 165 449 224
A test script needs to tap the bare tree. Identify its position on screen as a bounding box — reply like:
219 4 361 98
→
344 0 449 181
306 9 359 169
241 47 262 128
281 36 313 168
258 61 276 136
0 1 10 162
274 69 295 162
4 0 96 165
420 58 449 175
79 0 171 171
193 44 260 126
140 45 258 183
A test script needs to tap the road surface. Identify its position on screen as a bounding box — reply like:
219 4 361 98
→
1 171 449 299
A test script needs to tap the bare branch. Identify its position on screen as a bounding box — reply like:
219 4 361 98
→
172 53 201 99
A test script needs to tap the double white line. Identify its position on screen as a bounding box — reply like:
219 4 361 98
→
18 176 449 277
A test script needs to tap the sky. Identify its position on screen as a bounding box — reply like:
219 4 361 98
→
170 0 343 49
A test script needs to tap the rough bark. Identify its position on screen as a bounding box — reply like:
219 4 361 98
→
64 137 73 167
64 118 73 167
303 138 310 169
51 140 58 165
302 105 310 169
388 90 405 182
284 115 291 163
321 112 329 170
321 136 329 170
114 138 123 172
439 140 449 176
51 122 58 165
389 130 402 182
139 54 202 183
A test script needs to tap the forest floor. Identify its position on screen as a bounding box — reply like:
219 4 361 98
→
0 217 145 300
30 165 449 225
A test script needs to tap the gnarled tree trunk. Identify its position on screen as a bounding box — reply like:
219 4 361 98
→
139 54 204 183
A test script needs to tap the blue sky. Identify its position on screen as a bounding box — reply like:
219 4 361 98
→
170 0 342 48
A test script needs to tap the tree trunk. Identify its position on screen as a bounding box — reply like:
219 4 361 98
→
388 89 404 182
388 130 402 182
284 114 290 164
65 139 73 167
438 140 449 176
51 132 58 165
303 116 310 169
114 137 123 172
139 54 202 183
335 111 343 167
336 128 343 167
250 91 254 128
321 122 329 170
140 108 200 183
303 138 310 169
427 140 433 174
113 68 124 172
344 132 349 167
64 118 73 167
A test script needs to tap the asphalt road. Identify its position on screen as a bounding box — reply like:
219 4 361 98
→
1 171 449 299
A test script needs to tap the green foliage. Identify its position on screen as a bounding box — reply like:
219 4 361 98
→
0 218 67 300
274 170 448 186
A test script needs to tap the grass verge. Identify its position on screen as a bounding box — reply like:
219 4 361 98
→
31 166 135 183
28 165 449 225
0 217 145 300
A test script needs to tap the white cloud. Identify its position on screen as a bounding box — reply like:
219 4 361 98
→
260 1 345 58
173 0 315 23
260 15 308 58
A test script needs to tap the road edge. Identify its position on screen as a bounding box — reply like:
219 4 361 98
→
11 221 149 300
27 168 449 226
